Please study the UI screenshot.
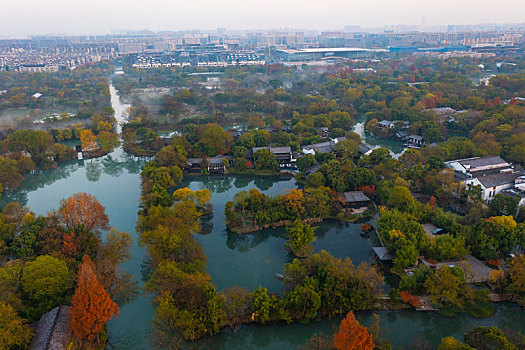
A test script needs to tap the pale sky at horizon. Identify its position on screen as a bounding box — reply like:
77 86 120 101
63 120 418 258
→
1 0 524 37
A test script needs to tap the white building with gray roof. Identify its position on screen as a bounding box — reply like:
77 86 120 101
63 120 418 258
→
445 156 524 202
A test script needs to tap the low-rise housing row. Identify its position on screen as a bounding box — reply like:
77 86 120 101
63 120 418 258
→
445 155 525 205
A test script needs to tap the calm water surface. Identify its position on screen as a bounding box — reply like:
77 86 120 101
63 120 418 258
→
182 175 374 293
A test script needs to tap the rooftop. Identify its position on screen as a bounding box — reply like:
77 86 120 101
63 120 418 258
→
358 143 372 155
253 146 292 154
304 163 321 175
373 247 394 261
278 47 370 54
343 191 370 203
459 156 509 169
425 107 457 115
477 172 516 188
30 306 72 350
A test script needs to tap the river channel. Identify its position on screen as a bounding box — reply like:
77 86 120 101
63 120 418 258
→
2 83 523 349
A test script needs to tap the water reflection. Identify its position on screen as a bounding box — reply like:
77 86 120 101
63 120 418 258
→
352 117 406 157
102 154 126 178
2 149 150 208
225 227 287 253
201 303 524 350
86 160 103 182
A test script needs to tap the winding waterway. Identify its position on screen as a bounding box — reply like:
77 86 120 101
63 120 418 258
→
2 82 523 349
352 116 406 157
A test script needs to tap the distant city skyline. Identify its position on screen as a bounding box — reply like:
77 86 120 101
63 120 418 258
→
1 0 525 37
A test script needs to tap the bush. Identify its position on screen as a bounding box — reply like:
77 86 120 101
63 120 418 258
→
360 223 373 233
400 291 420 307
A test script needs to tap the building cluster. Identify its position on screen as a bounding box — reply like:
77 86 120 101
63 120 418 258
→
0 43 117 71
182 123 377 174
131 51 265 68
0 27 522 69
446 156 525 206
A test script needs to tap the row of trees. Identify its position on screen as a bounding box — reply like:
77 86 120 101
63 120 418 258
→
137 147 221 344
221 250 383 336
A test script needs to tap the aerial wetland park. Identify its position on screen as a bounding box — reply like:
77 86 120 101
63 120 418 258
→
1 21 525 350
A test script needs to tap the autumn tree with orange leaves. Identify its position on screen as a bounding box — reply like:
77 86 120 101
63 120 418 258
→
70 255 119 345
400 291 420 307
279 189 305 219
333 311 374 350
80 129 98 152
59 192 109 234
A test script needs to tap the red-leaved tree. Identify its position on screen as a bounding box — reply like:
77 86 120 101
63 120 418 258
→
70 255 119 343
333 311 374 350
59 192 109 234
400 291 420 307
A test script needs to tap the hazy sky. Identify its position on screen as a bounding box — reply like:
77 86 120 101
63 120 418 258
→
1 0 524 37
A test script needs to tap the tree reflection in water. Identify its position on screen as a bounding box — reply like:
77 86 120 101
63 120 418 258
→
225 226 286 252
102 155 125 178
1 147 149 207
86 160 103 182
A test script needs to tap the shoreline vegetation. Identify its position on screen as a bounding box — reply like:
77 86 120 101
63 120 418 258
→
137 150 388 346
224 188 374 234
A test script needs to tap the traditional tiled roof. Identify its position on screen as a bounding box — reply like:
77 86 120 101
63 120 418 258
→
477 172 516 188
459 156 509 169
304 164 321 175
343 191 370 203
378 120 393 127
252 146 292 154
358 143 372 154
30 306 72 350
302 137 346 154
409 134 424 141
373 247 394 261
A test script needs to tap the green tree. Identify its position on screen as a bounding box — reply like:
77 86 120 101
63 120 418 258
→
254 129 271 147
0 157 24 190
347 167 376 190
333 139 359 159
281 277 321 321
233 190 250 228
306 172 326 188
155 145 188 168
250 286 272 323
7 129 54 162
386 185 415 212
254 149 279 171
369 148 392 164
22 255 71 319
297 154 316 173
424 265 469 307
469 216 518 260
438 337 473 350
198 123 232 156
392 239 418 271
0 301 33 349
97 131 119 153
507 254 525 305
285 220 317 257
464 326 518 350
